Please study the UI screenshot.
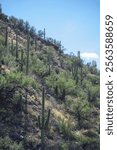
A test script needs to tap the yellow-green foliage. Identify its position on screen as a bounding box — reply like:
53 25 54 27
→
30 53 47 76
45 70 76 95
59 117 75 140
0 71 39 89
60 142 68 150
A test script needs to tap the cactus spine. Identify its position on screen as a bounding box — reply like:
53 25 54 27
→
38 88 50 150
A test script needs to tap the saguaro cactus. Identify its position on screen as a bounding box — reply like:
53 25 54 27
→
44 28 46 40
20 49 24 72
0 4 2 14
38 88 51 150
78 51 83 84
10 39 14 55
59 41 61 51
26 35 30 75
5 26 8 47
78 51 80 58
35 39 37 51
16 33 18 61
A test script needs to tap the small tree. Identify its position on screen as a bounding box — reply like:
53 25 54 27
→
17 19 25 32
73 97 91 129
57 71 76 100
46 71 76 101
30 26 36 37
24 21 30 34
38 30 44 38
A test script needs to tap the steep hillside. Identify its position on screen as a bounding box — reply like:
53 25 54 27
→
0 11 100 150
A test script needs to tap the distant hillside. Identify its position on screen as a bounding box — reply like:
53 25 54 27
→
0 8 100 150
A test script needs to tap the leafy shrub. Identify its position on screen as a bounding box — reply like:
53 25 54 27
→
45 70 76 99
82 79 100 103
45 71 57 89
0 136 24 150
30 53 47 76
57 71 76 94
73 98 91 129
60 142 68 150
2 54 16 68
0 71 39 89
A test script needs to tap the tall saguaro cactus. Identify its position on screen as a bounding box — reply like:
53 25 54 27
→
5 26 8 47
38 88 51 150
0 4 2 14
10 39 14 56
26 35 30 75
78 51 80 58
20 49 24 72
44 28 46 40
78 51 83 84
16 33 18 61
35 39 37 51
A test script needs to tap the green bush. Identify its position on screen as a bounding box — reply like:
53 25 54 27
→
30 53 47 76
0 136 24 150
45 71 58 89
60 142 68 150
45 70 76 99
0 75 7 88
57 71 76 94
2 54 16 68
73 98 91 129
0 71 39 89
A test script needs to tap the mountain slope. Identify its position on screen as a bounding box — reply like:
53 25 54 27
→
0 11 100 150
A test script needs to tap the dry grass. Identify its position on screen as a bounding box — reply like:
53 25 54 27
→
45 99 75 126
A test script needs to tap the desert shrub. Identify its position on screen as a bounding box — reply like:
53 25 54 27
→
59 142 68 150
0 71 39 89
0 136 24 150
45 70 76 100
45 71 57 89
2 54 16 68
30 53 47 76
73 98 91 129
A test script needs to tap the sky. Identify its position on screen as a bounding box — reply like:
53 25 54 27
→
0 0 100 68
